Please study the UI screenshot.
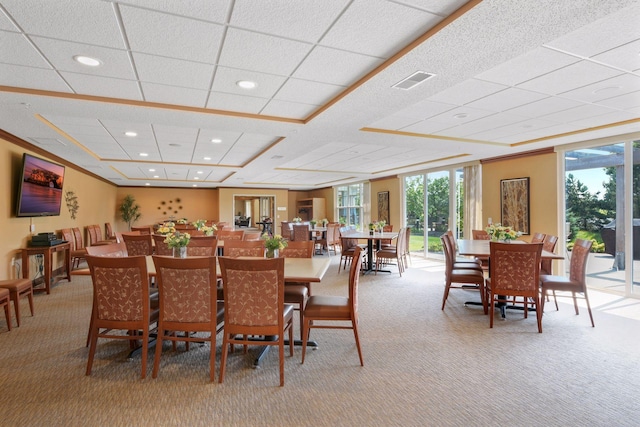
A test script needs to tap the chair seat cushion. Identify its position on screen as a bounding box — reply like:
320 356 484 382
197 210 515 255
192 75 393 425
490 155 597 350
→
0 279 32 292
284 285 309 301
305 295 350 319
451 269 485 281
0 288 9 299
283 304 294 321
539 275 579 291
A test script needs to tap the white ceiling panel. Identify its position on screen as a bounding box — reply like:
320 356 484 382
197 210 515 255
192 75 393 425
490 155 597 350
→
0 0 638 189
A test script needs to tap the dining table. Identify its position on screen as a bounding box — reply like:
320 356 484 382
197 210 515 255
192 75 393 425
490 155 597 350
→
343 231 399 273
456 239 564 317
73 255 332 365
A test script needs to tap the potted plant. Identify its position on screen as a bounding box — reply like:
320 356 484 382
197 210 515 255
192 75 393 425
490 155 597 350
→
164 231 191 258
119 194 141 231
262 233 287 258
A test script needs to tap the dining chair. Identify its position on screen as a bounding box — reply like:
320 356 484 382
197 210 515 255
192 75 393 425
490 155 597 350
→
122 233 153 256
218 257 294 386
486 242 543 332
472 229 490 240
531 232 546 243
540 239 594 327
71 227 87 268
131 226 153 235
105 222 116 239
223 240 264 257
151 256 224 381
325 223 341 256
216 229 244 241
540 234 559 276
0 288 11 331
375 227 405 276
302 246 364 366
186 235 218 256
442 231 483 271
292 224 310 242
280 240 314 339
152 234 173 256
379 225 394 248
62 228 86 270
280 222 292 240
242 231 262 241
0 278 34 328
440 234 486 313
338 236 362 272
85 255 159 378
85 241 128 257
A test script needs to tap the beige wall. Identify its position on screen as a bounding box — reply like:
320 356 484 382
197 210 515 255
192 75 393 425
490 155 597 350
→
482 152 559 242
114 187 219 231
1 138 117 279
370 177 401 228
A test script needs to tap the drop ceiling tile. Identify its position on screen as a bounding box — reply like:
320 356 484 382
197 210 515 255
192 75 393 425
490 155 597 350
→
592 38 640 72
559 74 640 104
505 96 582 119
395 100 457 120
206 91 269 114
366 114 421 130
320 0 441 58
260 99 318 119
596 90 640 110
422 106 496 126
274 78 344 105
60 72 142 99
218 28 313 76
469 118 560 141
0 8 18 31
211 66 287 99
539 104 619 123
230 0 348 43
400 120 453 135
117 0 231 23
0 63 71 92
1 0 124 48
465 88 548 112
545 3 640 57
293 46 385 86
196 130 243 145
120 5 224 63
567 110 639 129
32 36 136 79
0 31 50 68
132 52 215 90
140 82 208 107
438 112 528 138
518 60 623 95
476 47 581 87
394 0 468 15
428 79 508 106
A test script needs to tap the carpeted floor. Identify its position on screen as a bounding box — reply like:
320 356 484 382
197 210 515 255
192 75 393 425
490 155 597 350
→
1 255 639 427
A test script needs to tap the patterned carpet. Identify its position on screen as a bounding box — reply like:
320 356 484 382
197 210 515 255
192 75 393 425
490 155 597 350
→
1 255 639 426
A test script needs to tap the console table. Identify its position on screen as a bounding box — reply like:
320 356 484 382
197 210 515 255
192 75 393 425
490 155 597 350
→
21 242 71 294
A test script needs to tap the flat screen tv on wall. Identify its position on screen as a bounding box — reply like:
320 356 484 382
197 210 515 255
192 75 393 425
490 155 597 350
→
15 153 65 217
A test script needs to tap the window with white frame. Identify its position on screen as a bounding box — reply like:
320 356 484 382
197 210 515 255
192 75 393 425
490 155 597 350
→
336 183 364 230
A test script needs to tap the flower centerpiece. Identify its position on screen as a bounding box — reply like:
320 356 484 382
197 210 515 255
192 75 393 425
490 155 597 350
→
177 218 188 225
310 219 317 228
292 216 302 223
368 222 377 235
485 223 521 242
262 233 287 258
321 218 328 227
164 231 191 258
200 225 216 236
192 219 206 230
156 221 176 235
377 219 386 232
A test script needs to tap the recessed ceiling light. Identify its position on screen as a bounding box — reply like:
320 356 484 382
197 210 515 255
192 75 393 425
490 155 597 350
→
197 171 203 174
139 153 148 157
194 177 199 180
192 184 198 187
453 113 468 119
73 55 101 67
125 131 137 137
153 175 159 178
145 183 150 186
203 157 211 161
211 138 222 143
236 80 257 89
149 168 155 172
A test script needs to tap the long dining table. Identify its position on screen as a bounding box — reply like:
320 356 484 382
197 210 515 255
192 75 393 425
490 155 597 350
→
456 239 564 317
74 255 332 365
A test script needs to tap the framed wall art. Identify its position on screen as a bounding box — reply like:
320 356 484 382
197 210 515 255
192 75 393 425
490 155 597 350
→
500 177 530 235
377 191 390 224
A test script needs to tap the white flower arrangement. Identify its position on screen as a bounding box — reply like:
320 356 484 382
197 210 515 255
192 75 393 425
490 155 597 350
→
485 223 522 241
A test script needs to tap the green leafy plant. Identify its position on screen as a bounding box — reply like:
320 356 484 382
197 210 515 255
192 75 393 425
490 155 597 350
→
119 194 141 230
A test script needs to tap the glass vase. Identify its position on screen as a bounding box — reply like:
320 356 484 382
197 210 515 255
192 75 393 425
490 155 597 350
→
173 246 187 258
265 249 279 258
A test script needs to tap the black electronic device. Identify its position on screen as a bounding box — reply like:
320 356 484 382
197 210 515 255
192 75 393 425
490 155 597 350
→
32 232 56 242
29 238 66 247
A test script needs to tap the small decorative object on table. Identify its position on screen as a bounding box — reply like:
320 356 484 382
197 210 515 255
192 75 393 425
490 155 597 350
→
377 219 386 233
165 231 191 258
262 233 287 258
368 222 376 236
192 219 206 230
176 218 188 225
485 223 521 242
156 222 176 235
310 219 317 229
292 217 302 223
321 218 328 227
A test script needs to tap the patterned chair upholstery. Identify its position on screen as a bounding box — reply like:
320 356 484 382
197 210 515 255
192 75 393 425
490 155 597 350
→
122 233 153 256
151 255 223 381
486 242 543 332
222 240 264 257
218 257 293 386
186 236 218 256
85 255 158 378
280 240 314 338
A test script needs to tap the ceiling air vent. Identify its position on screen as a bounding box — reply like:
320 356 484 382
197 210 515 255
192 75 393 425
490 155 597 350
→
392 71 435 90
